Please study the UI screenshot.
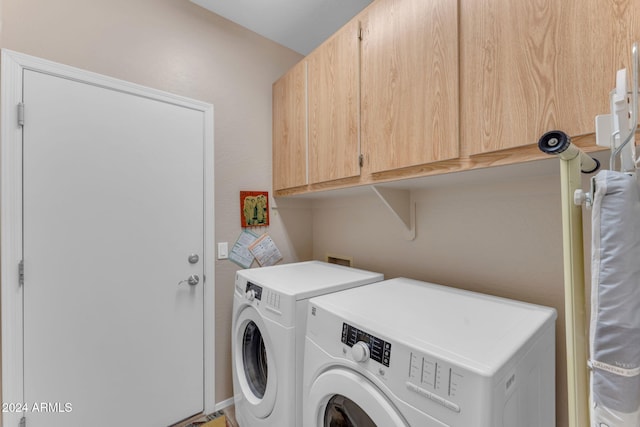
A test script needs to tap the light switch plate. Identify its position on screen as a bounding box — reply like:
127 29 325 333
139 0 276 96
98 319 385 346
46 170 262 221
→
217 242 228 259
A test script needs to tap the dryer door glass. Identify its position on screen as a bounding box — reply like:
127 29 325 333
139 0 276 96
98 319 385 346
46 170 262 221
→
324 394 377 427
242 320 268 398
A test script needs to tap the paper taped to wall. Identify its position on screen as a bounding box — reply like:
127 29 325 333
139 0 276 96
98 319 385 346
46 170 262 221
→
249 233 283 267
229 230 259 269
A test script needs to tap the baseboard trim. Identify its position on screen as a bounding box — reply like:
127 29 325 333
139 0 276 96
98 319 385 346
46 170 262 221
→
214 397 234 412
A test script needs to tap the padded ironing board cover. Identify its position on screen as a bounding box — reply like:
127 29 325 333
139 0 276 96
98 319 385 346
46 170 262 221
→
590 170 640 426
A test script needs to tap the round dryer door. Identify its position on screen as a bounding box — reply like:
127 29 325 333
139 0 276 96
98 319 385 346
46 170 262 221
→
306 369 408 427
234 305 277 418
324 395 377 426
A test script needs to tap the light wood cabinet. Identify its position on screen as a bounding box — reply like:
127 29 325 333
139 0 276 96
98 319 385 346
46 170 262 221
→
273 21 361 191
273 0 639 196
460 0 640 156
360 0 459 173
308 20 361 184
272 61 307 191
273 0 460 192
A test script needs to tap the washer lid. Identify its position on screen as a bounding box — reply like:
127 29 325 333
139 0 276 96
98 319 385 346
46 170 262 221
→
310 278 557 373
236 261 383 300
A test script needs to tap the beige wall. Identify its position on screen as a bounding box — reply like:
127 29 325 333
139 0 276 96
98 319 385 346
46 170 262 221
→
309 167 575 427
0 0 311 407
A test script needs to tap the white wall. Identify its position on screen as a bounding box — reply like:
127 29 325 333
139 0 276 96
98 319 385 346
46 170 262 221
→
0 0 311 406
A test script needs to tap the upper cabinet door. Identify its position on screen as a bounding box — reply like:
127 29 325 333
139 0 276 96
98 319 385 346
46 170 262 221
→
361 0 459 174
273 61 307 191
461 0 640 156
308 20 361 184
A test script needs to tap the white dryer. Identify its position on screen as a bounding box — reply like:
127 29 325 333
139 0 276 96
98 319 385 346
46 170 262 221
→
232 261 383 427
303 278 557 427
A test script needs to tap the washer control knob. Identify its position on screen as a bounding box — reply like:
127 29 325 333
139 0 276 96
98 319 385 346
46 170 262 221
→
351 341 370 363
246 290 256 302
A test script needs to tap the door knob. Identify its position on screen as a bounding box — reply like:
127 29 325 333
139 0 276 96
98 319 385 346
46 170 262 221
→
179 274 200 286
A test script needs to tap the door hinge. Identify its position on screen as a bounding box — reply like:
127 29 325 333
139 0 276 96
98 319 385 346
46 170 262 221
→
359 154 364 167
19 260 24 286
19 416 26 427
17 102 24 127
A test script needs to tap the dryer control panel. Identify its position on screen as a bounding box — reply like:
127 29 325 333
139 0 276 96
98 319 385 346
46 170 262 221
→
342 323 391 367
245 281 263 300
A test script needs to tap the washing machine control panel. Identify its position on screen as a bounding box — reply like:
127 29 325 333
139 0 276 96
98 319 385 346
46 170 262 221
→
342 323 391 367
245 282 263 301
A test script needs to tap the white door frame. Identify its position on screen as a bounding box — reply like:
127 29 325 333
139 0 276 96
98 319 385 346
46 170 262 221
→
0 49 216 426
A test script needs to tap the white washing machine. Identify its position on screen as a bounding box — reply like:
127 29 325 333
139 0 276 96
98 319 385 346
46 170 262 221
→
303 278 557 427
232 261 383 427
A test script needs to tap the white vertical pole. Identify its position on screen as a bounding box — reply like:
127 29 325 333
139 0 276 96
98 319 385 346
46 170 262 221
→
560 156 590 427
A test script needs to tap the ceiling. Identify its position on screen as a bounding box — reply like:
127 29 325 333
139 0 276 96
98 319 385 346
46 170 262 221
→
190 0 373 55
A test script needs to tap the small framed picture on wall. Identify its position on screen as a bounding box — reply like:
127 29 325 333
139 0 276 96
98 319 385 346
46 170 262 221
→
240 191 269 228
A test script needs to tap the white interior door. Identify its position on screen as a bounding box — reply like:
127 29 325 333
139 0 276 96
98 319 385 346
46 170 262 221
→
21 68 206 426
